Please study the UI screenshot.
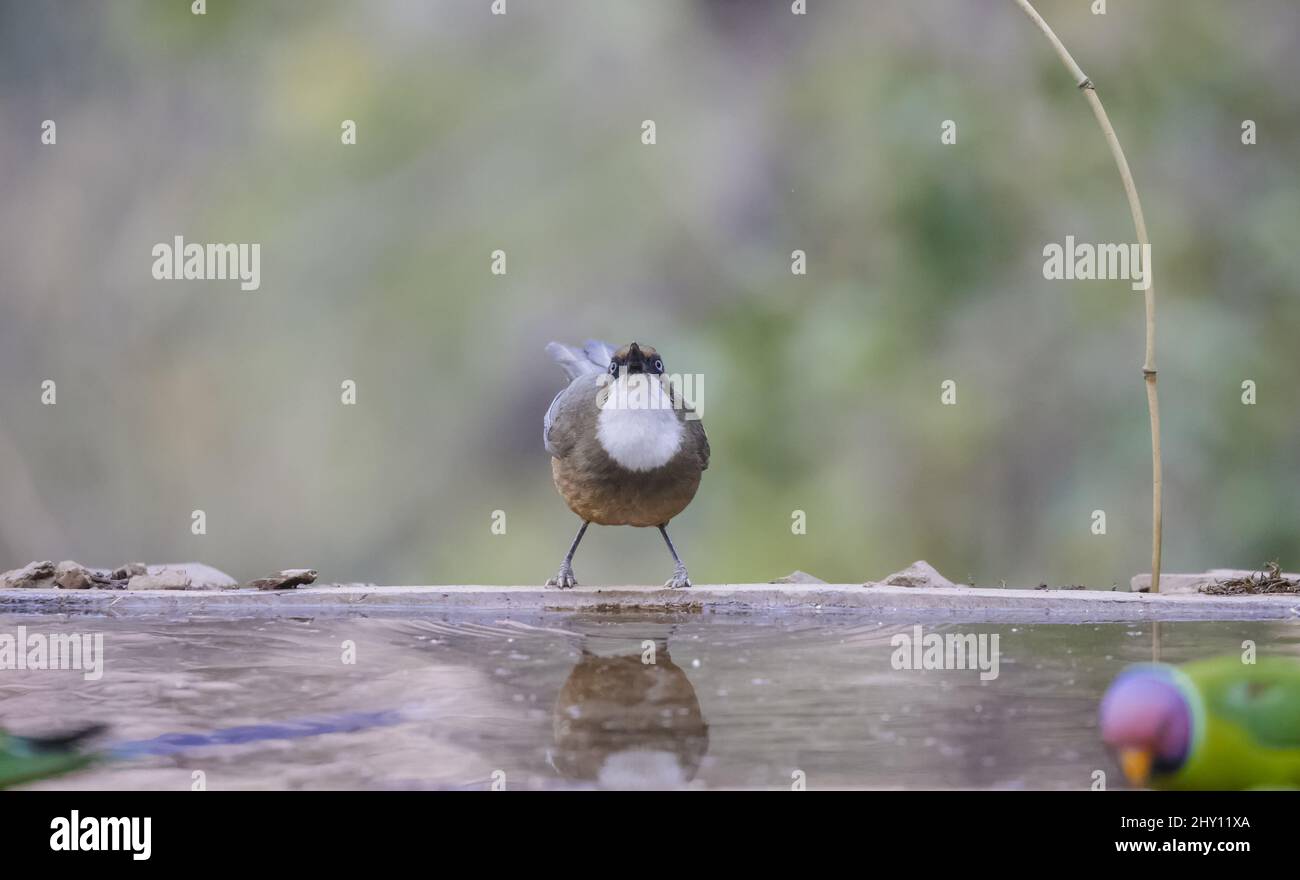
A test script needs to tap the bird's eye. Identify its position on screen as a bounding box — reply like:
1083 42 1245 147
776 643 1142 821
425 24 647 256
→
653 359 664 373
609 362 619 374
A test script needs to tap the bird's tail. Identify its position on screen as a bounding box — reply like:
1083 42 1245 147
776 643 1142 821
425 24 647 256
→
546 339 614 380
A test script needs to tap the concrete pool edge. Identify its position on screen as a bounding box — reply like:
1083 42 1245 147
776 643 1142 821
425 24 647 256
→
2 583 1299 622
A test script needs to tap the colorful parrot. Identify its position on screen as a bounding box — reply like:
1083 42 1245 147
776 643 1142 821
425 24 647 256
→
1100 656 1300 790
0 724 104 790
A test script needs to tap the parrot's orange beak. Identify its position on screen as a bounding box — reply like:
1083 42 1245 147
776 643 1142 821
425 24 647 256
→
1118 748 1153 787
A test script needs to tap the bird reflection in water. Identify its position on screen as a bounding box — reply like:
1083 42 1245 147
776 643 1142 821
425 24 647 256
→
550 624 708 789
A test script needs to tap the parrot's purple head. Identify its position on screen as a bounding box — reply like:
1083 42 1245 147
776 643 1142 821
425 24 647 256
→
1099 664 1193 787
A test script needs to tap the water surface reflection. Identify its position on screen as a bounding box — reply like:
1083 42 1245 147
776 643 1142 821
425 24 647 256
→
2 613 1296 790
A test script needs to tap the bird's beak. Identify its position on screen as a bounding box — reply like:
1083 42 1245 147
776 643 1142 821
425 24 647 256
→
1118 748 1153 787
625 343 646 373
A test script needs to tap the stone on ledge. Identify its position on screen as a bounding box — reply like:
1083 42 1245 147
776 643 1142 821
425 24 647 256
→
246 569 318 591
128 571 192 590
769 570 827 585
53 560 97 590
878 560 955 589
112 562 147 580
0 560 56 588
147 563 238 589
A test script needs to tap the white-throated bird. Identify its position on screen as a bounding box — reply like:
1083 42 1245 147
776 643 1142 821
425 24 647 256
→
543 340 709 589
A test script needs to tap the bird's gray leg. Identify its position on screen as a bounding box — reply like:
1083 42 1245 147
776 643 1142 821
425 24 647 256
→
546 521 588 589
658 524 691 589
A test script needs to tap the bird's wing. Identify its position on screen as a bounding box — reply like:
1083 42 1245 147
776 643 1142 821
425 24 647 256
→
544 374 598 458
666 376 709 471
546 339 614 381
1190 657 1300 750
685 416 709 471
543 389 566 456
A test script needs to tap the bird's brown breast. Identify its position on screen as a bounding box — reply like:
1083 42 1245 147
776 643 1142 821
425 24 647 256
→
552 453 701 526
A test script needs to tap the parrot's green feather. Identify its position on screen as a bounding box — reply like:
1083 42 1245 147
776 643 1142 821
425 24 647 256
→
0 731 101 790
1155 656 1300 790
1189 657 1300 750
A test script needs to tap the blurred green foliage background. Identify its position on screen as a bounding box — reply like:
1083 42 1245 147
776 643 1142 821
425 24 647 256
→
2 0 1298 588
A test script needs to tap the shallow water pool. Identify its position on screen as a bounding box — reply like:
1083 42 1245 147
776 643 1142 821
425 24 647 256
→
4 613 1298 790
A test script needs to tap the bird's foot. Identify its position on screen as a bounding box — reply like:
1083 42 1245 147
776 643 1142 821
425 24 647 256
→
546 565 578 590
664 565 692 589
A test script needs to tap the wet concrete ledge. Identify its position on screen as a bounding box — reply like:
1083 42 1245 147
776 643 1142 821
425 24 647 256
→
2 584 1299 623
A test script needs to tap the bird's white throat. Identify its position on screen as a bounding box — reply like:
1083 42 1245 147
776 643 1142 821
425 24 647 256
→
596 374 684 471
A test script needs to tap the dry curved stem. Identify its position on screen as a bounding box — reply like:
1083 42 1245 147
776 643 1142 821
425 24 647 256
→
1011 0 1163 593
